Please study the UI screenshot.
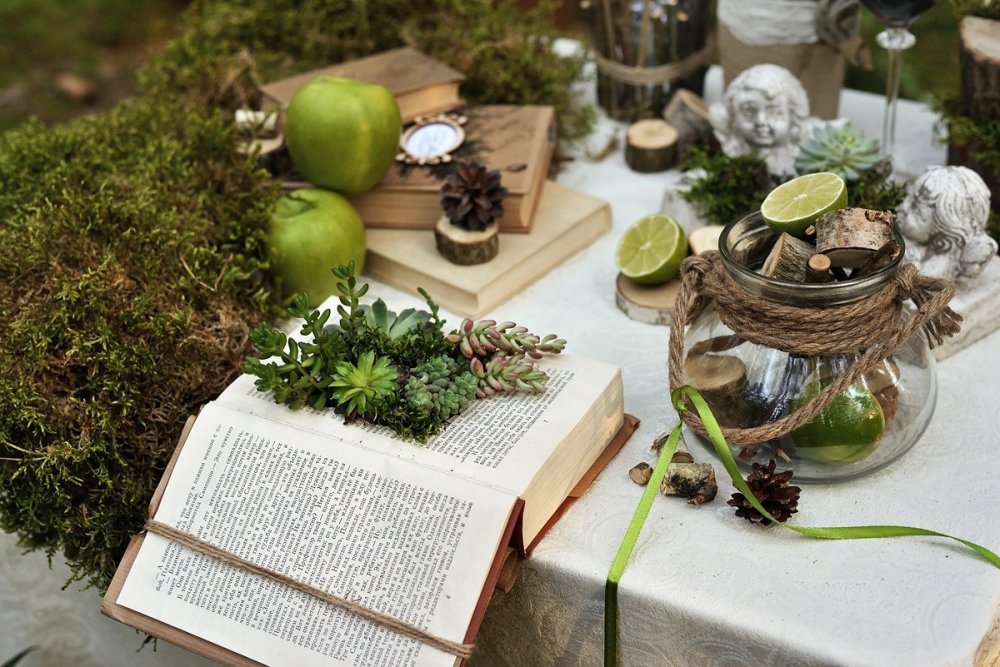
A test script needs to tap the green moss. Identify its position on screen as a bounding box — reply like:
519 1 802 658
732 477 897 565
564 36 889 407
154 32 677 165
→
0 0 594 593
139 0 593 143
679 148 775 225
0 101 280 589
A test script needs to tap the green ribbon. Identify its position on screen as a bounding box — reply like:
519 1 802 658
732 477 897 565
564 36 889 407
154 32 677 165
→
604 385 1000 667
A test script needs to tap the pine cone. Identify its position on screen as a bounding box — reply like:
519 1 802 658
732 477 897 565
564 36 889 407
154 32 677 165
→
727 459 801 525
440 161 508 231
405 355 478 420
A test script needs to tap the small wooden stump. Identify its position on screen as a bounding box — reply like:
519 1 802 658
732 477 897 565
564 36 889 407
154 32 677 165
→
434 216 499 265
625 119 679 173
615 273 681 326
683 353 752 427
960 16 1000 121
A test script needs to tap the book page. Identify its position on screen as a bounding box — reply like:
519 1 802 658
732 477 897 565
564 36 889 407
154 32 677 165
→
218 354 620 497
117 403 515 667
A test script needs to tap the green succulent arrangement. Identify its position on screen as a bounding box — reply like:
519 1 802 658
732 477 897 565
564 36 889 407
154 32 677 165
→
244 263 566 441
795 123 886 181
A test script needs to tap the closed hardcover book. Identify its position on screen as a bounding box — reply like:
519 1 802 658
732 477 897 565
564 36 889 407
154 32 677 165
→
364 180 611 318
101 351 635 667
261 47 465 122
348 105 556 234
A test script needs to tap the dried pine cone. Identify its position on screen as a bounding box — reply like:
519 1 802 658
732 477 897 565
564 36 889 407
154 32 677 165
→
727 459 801 525
440 161 508 231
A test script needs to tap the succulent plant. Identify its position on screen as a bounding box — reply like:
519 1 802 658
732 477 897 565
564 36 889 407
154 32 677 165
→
469 353 548 398
440 161 508 231
447 318 566 361
359 298 434 339
330 351 398 419
795 123 885 181
405 355 479 420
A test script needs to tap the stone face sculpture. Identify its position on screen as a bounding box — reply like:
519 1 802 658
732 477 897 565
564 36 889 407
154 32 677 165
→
709 64 818 177
897 166 997 286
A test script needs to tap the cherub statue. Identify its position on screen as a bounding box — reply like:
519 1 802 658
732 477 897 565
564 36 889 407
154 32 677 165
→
897 166 996 286
709 64 818 177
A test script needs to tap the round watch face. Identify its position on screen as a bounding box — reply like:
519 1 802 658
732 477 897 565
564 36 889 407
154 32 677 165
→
397 114 467 166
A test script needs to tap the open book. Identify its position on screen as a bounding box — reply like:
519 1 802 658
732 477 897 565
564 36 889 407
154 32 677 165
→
102 354 631 666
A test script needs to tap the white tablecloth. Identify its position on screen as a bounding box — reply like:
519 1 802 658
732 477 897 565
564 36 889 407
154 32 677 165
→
4 69 998 667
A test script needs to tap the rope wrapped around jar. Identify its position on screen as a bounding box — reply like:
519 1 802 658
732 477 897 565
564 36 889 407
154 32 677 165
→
668 251 962 445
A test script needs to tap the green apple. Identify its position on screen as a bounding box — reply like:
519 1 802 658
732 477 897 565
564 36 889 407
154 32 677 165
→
285 76 401 194
269 188 366 306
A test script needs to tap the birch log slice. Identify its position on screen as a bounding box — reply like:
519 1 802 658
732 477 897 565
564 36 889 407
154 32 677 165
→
434 216 499 265
960 16 1000 120
814 208 895 268
761 232 815 282
615 273 681 325
625 120 679 173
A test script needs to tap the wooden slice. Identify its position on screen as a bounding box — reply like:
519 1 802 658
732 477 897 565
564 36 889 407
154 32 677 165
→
815 208 895 269
625 119 679 173
761 233 815 282
615 273 681 326
434 216 499 265
683 353 752 427
688 224 724 255
663 89 714 152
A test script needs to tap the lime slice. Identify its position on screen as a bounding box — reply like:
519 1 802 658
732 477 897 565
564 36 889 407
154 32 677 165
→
791 379 885 465
616 214 688 285
760 172 848 237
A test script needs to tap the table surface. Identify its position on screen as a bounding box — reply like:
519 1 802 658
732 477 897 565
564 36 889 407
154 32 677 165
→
3 68 998 667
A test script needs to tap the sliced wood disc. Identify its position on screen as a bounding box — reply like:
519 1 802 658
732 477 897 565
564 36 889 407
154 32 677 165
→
615 273 681 325
625 119 679 173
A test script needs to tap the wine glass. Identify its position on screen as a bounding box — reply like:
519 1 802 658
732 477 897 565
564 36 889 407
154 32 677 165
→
858 0 935 159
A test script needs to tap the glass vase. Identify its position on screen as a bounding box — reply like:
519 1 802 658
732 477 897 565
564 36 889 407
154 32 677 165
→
680 212 937 481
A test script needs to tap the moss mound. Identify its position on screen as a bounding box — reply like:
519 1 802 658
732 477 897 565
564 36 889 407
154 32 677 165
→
140 0 593 141
0 101 279 589
0 0 592 591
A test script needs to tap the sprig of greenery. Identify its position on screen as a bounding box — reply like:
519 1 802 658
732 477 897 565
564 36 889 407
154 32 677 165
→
680 148 776 225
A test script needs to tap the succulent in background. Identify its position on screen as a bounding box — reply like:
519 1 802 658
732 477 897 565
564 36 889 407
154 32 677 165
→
330 351 398 419
440 161 508 231
405 355 479 420
795 123 885 181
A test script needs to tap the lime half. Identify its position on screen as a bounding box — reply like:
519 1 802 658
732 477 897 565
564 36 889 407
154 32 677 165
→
761 172 848 237
616 214 688 285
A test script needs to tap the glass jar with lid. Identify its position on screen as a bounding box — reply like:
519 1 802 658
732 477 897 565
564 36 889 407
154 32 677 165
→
669 211 952 481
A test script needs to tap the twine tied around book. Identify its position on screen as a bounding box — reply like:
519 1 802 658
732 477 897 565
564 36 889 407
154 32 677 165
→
143 520 475 660
667 251 962 446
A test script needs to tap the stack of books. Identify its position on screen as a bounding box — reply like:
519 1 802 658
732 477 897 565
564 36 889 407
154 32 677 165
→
261 48 611 318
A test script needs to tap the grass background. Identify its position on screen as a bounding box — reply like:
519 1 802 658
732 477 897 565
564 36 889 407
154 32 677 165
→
0 1 963 133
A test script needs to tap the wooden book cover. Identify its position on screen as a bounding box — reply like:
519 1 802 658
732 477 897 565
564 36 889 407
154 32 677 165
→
261 47 465 122
101 415 637 667
348 105 556 233
364 179 610 318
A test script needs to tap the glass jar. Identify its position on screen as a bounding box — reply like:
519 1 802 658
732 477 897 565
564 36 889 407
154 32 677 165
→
680 212 937 481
